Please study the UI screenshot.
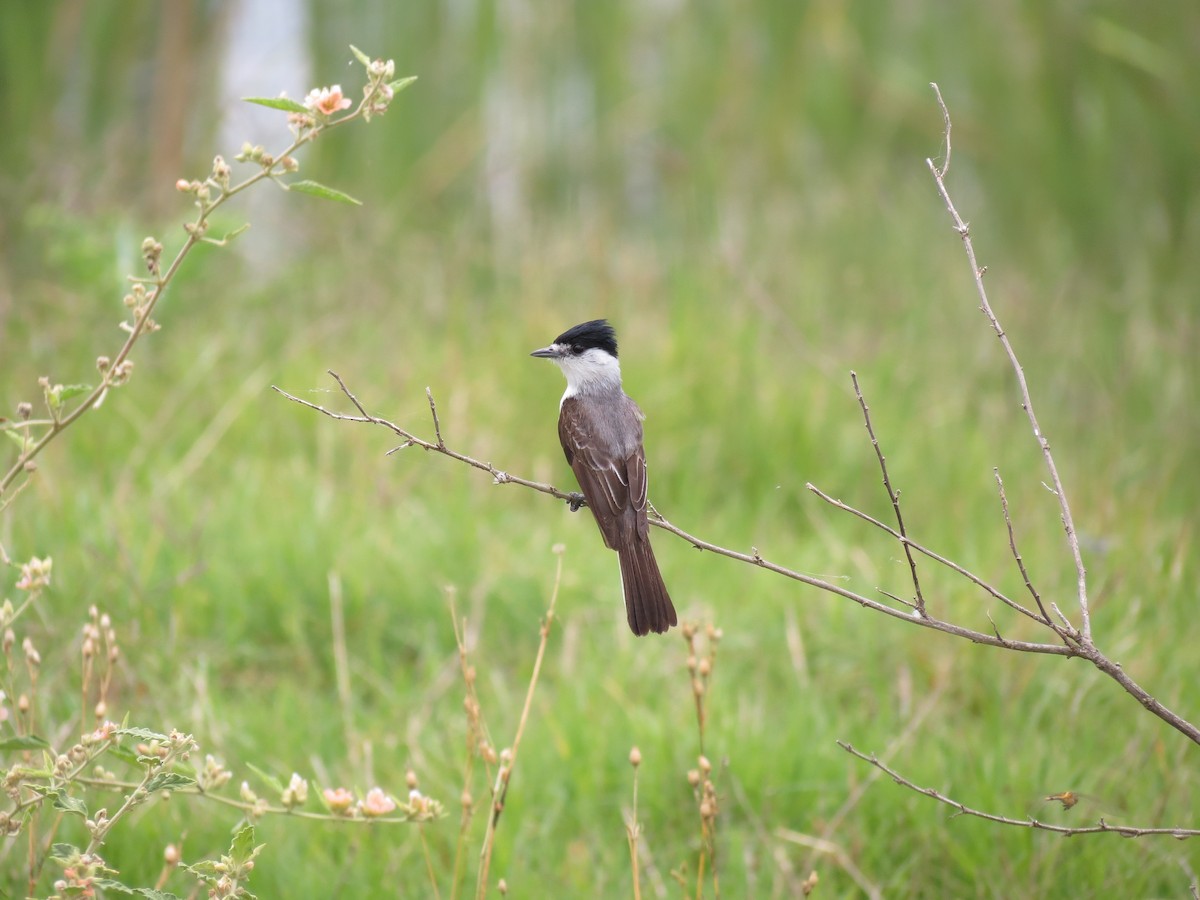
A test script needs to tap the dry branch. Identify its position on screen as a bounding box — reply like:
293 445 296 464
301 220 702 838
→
838 742 1200 839
272 84 1199 849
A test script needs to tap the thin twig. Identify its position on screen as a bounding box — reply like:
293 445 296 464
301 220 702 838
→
932 84 952 179
273 377 579 504
852 371 926 616
419 824 441 900
625 757 643 900
476 546 564 899
927 82 1091 642
993 469 1056 631
0 71 395 499
427 386 445 449
812 662 950 874
838 741 1200 838
448 587 488 900
807 484 1045 625
775 829 880 900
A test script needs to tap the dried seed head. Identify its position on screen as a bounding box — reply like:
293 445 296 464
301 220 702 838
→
629 746 642 768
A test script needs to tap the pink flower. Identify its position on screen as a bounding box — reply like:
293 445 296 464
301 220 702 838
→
15 556 52 591
359 787 396 817
323 786 355 814
304 85 352 116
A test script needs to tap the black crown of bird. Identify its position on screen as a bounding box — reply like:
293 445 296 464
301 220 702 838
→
531 319 678 636
551 319 619 357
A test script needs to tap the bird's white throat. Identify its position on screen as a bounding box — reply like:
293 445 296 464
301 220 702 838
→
557 347 623 404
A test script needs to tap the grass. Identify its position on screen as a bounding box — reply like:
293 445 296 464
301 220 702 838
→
3 1 1200 896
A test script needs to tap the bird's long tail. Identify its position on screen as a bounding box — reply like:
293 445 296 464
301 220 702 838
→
618 537 678 636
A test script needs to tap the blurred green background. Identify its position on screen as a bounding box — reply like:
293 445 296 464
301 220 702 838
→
2 0 1198 895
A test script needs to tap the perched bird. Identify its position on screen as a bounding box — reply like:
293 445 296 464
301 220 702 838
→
531 320 677 636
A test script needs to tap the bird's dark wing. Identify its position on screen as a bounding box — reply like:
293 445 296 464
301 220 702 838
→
626 443 650 541
559 398 636 550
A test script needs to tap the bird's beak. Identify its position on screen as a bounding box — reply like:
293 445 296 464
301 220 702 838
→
530 345 560 359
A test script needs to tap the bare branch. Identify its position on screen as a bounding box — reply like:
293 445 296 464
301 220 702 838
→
426 386 445 449
994 468 1058 633
272 84 1200 753
851 371 926 617
271 375 580 504
806 664 950 878
276 372 1078 658
837 741 1200 839
807 483 1048 626
930 82 952 178
927 82 1091 642
647 508 1073 656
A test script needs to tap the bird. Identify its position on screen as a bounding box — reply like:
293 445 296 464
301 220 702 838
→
531 319 678 636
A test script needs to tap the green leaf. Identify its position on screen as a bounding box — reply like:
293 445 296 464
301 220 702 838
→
287 180 362 206
145 772 196 793
51 788 88 818
389 76 418 94
116 726 170 742
0 734 50 751
92 880 182 899
58 383 92 403
229 822 263 868
246 762 285 795
349 44 372 66
105 742 141 766
183 859 220 880
3 428 28 451
50 842 81 863
243 96 309 114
